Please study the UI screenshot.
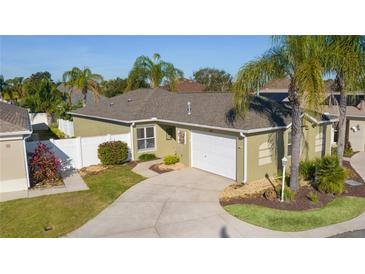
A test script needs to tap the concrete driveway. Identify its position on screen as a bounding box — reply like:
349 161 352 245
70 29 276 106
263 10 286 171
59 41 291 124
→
69 168 248 237
68 167 365 238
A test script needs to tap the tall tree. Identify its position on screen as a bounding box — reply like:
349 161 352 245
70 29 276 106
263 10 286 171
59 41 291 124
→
126 53 183 91
2 77 24 103
62 67 103 107
0 75 6 100
234 36 326 191
100 77 127 97
21 73 63 113
193 68 232 91
323 36 365 166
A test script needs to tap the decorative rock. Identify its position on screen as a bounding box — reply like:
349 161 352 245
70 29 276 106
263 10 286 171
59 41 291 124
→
264 189 277 201
345 179 363 187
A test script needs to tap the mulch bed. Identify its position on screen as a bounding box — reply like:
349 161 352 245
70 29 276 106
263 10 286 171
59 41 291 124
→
221 186 335 210
221 160 365 211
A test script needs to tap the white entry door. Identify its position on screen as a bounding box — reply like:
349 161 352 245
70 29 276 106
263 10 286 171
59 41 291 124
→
191 130 236 180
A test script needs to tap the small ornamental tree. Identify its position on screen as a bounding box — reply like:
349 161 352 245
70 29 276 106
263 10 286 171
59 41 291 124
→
29 143 61 186
98 141 129 165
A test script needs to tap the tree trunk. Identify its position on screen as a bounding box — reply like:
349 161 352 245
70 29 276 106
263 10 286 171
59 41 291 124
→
337 87 347 166
288 83 301 191
82 88 87 107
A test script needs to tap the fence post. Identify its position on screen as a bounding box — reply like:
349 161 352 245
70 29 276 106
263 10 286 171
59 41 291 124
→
77 137 83 169
107 134 111 141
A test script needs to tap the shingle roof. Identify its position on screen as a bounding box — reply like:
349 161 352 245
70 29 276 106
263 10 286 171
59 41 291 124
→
0 102 32 134
71 88 295 131
323 100 365 118
57 83 108 106
161 79 205 92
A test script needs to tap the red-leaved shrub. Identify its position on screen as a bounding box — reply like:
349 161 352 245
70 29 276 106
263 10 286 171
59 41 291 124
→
29 143 61 186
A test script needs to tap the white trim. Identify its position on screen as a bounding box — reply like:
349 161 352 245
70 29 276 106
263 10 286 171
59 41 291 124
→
130 123 135 160
136 125 157 152
0 130 32 138
240 132 248 184
22 135 31 188
69 111 336 136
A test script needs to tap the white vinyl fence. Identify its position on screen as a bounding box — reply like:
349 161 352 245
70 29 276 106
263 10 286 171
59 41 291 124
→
26 133 131 170
58 119 74 137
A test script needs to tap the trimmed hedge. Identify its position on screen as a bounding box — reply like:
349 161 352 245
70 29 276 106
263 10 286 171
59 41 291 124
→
163 155 180 165
98 141 129 165
138 153 157 162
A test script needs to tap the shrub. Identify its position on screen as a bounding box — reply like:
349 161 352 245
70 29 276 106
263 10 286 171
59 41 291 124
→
316 156 346 194
98 141 129 165
299 160 316 181
50 126 65 139
138 153 157 162
344 142 354 157
163 154 180 165
275 186 296 201
29 143 61 186
307 191 319 203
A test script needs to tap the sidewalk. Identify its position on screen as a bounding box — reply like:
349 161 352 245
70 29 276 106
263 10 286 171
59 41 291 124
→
350 152 365 182
132 159 161 178
0 170 88 202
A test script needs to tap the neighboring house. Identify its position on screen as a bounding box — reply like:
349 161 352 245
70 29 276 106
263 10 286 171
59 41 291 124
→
57 83 108 106
69 88 334 183
161 79 205 92
324 100 365 152
0 102 32 193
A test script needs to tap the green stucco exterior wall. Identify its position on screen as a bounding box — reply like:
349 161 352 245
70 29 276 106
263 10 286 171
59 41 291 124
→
73 116 130 137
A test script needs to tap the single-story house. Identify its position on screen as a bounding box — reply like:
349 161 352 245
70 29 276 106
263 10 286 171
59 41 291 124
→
69 88 335 183
0 102 32 193
324 100 365 152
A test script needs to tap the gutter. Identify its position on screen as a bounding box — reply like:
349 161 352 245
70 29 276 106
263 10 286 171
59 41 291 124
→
0 130 32 137
22 134 32 188
239 132 248 183
130 122 135 161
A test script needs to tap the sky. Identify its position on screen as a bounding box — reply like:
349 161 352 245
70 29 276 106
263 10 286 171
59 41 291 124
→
0 36 271 81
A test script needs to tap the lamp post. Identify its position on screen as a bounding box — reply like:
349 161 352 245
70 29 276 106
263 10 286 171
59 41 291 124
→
281 157 288 202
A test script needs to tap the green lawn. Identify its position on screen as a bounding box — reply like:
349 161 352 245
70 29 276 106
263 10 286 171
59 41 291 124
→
224 196 365 232
0 166 144 238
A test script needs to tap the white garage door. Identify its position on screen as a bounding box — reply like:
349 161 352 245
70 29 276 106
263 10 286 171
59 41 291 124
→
191 130 236 180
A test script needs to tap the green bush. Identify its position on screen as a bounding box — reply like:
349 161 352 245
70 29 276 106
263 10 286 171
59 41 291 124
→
50 126 65 139
307 191 319 203
98 141 129 165
299 160 316 181
344 142 354 157
138 153 157 162
316 156 346 194
275 186 296 201
163 155 180 165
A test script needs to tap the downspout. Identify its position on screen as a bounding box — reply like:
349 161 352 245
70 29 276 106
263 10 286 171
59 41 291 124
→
130 122 135 161
240 132 248 184
22 134 32 188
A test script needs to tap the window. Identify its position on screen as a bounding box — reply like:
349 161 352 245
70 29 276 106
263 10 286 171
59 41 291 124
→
137 126 155 151
165 126 175 140
258 141 273 166
287 130 292 156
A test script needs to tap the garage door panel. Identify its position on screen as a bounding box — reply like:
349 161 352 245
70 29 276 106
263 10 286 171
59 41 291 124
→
191 130 236 180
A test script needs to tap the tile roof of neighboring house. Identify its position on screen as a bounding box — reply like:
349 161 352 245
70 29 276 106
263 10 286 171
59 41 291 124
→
161 79 205 92
57 83 108 106
0 101 32 134
323 100 365 118
70 88 331 131
262 78 291 91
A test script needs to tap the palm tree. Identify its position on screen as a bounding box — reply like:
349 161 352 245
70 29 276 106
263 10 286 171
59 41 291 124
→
126 53 183 91
323 36 365 166
2 77 24 103
62 67 103 107
234 36 326 191
0 75 6 100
